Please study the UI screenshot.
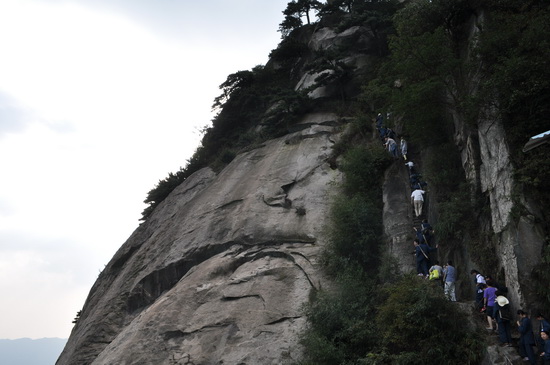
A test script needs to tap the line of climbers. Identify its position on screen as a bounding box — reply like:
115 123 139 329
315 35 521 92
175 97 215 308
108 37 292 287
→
407 157 550 364
470 270 550 364
377 112 437 283
377 112 407 161
375 112 550 364
376 113 428 216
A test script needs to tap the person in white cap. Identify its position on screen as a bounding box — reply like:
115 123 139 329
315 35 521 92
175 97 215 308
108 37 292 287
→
495 292 513 347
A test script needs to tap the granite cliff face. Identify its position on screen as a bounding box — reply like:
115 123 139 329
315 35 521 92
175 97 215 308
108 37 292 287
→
57 113 343 365
57 22 379 365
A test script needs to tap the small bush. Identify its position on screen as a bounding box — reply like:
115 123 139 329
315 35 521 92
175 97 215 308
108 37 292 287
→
299 267 379 365
370 276 484 364
340 145 392 199
324 195 381 275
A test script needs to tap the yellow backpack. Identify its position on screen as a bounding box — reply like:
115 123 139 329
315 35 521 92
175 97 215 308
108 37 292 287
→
429 269 440 280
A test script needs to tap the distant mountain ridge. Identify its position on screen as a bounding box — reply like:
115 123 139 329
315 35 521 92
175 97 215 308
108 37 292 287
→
0 338 66 365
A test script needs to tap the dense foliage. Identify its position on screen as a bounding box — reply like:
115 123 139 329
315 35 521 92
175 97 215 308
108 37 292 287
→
323 144 391 276
371 276 484 364
476 0 550 312
476 0 550 209
299 134 482 365
364 0 474 146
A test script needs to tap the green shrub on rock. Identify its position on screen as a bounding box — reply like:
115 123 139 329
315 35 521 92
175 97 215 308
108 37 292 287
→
370 276 484 364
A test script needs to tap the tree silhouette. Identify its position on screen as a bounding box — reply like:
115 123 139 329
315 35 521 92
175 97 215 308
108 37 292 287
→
279 0 323 37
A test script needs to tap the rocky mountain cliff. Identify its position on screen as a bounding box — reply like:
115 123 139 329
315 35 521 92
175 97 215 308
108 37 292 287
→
57 113 343 364
58 2 549 364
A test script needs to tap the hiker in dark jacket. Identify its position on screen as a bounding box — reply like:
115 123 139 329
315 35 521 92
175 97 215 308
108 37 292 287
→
517 310 536 364
540 330 550 364
495 293 513 347
413 239 437 277
376 113 383 128
420 219 434 245
378 126 387 141
537 313 550 353
413 226 426 244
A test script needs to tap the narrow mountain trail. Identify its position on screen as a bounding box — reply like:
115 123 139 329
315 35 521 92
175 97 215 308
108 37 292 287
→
392 135 524 364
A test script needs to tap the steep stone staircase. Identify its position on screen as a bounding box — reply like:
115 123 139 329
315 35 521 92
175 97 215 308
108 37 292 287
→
379 126 527 364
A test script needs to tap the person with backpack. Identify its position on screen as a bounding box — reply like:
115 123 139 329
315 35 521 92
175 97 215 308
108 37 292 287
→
413 226 426 244
517 310 536 364
429 261 444 287
421 219 434 245
495 292 513 347
413 239 437 277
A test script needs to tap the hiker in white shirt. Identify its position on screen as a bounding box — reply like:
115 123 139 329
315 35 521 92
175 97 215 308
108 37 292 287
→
411 188 425 217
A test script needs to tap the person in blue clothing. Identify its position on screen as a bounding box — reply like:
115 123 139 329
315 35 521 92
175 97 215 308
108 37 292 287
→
378 126 387 141
517 310 536 364
376 113 383 128
384 136 399 158
540 330 550 364
412 239 437 277
413 226 426 244
443 261 457 301
420 219 434 245
537 313 550 332
536 313 550 355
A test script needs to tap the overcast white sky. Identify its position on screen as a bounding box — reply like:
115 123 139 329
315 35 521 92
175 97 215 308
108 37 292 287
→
0 0 291 340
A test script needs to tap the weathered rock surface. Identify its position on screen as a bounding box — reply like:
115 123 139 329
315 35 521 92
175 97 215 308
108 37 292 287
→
445 11 546 311
56 113 343 365
382 162 415 274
